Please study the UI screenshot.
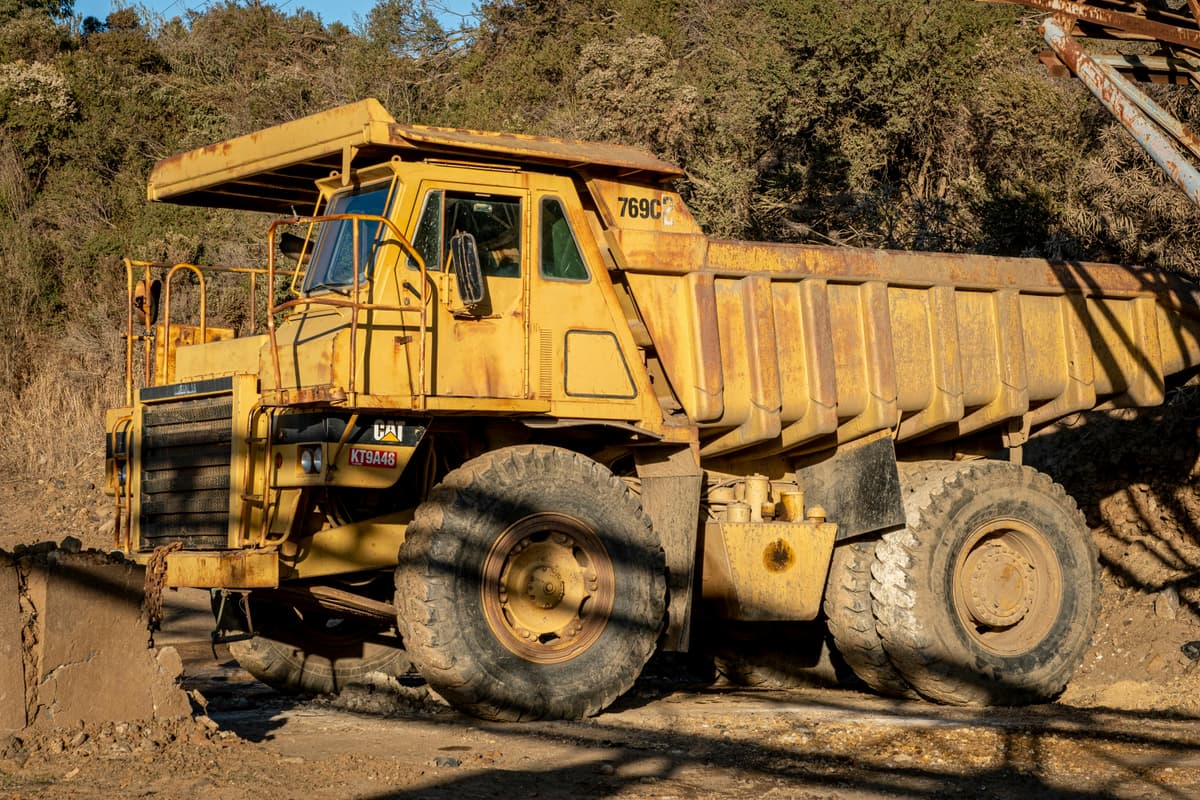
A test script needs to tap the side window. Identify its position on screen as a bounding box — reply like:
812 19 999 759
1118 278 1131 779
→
444 193 522 277
408 190 443 271
539 197 589 282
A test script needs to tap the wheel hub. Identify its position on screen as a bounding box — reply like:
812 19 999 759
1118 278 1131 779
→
952 518 1063 657
481 513 614 664
526 565 566 610
961 541 1036 628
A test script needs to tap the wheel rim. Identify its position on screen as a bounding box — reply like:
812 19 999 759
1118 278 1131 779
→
481 512 614 664
951 518 1063 657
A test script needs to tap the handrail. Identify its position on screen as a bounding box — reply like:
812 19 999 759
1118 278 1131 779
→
109 414 134 551
160 264 206 385
121 259 268 403
265 213 432 405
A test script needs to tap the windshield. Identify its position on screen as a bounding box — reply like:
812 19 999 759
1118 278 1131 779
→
303 182 393 293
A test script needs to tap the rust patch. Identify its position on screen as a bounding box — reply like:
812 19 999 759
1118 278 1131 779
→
763 538 795 573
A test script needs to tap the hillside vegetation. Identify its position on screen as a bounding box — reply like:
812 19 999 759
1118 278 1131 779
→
1 0 1198 482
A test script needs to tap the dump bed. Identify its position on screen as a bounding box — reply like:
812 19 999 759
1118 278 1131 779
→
621 235 1200 457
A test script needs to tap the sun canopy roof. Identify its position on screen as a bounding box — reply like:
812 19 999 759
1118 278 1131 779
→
148 99 685 214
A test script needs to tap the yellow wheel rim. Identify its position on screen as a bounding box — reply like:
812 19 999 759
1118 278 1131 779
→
952 518 1063 656
481 513 614 664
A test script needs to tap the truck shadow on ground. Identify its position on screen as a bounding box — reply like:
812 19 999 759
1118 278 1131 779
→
202 672 1200 800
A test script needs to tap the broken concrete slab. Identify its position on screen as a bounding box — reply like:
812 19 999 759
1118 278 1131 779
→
0 546 192 731
0 555 24 731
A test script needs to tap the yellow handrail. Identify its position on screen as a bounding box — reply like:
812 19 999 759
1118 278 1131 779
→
121 259 268 402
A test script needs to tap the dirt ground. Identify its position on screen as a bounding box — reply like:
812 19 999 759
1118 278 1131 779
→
0 394 1199 799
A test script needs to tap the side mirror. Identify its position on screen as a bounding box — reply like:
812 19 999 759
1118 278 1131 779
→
279 231 309 262
133 278 161 326
450 231 485 308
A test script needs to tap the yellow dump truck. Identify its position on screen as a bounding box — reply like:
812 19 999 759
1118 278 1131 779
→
105 99 1200 719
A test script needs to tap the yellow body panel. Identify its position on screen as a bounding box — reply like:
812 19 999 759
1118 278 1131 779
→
702 520 839 621
278 512 411 580
164 549 279 589
174 334 267 383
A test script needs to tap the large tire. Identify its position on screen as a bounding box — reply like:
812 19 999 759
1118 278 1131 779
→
228 602 410 695
823 539 917 699
871 461 1100 705
395 445 667 721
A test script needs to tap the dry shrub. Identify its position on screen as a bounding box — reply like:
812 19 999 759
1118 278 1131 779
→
0 331 117 482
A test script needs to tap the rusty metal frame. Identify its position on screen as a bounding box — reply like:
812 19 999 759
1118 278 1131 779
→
1043 16 1200 205
993 2 1200 211
990 1 1200 48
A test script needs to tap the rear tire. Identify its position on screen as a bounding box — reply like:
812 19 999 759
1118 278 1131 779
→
395 445 666 721
871 461 1099 705
823 539 917 698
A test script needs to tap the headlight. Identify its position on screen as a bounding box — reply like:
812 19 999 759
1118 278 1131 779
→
299 446 323 475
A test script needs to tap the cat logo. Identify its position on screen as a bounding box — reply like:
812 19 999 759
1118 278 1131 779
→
373 421 404 443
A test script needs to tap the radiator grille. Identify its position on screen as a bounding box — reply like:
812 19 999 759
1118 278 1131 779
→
139 394 233 551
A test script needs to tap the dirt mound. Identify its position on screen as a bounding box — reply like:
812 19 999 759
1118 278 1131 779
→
1027 387 1200 711
0 715 232 767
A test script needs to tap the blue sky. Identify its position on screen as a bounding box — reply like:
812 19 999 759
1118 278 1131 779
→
72 0 477 29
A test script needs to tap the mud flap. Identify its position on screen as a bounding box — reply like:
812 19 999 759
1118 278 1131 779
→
795 433 904 541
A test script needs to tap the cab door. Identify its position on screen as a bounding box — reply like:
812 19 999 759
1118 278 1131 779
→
528 191 647 420
406 183 529 399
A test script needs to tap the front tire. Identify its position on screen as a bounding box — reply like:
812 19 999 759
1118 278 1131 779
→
228 601 411 695
871 461 1100 705
395 445 666 721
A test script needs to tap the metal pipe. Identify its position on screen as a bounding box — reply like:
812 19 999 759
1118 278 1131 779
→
1094 61 1200 165
123 259 134 406
1044 16 1200 207
141 262 152 390
1090 52 1200 86
351 220 360 396
266 226 284 398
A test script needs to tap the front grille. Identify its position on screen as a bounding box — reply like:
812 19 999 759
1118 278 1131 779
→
139 394 233 550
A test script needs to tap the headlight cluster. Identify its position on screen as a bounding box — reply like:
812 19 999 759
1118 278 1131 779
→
299 446 324 475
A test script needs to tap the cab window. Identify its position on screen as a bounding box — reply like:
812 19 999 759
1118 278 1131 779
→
304 182 393 293
539 197 588 281
448 193 522 277
407 190 522 277
407 190 443 272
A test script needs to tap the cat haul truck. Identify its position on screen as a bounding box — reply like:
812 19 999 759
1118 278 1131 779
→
105 99 1200 720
